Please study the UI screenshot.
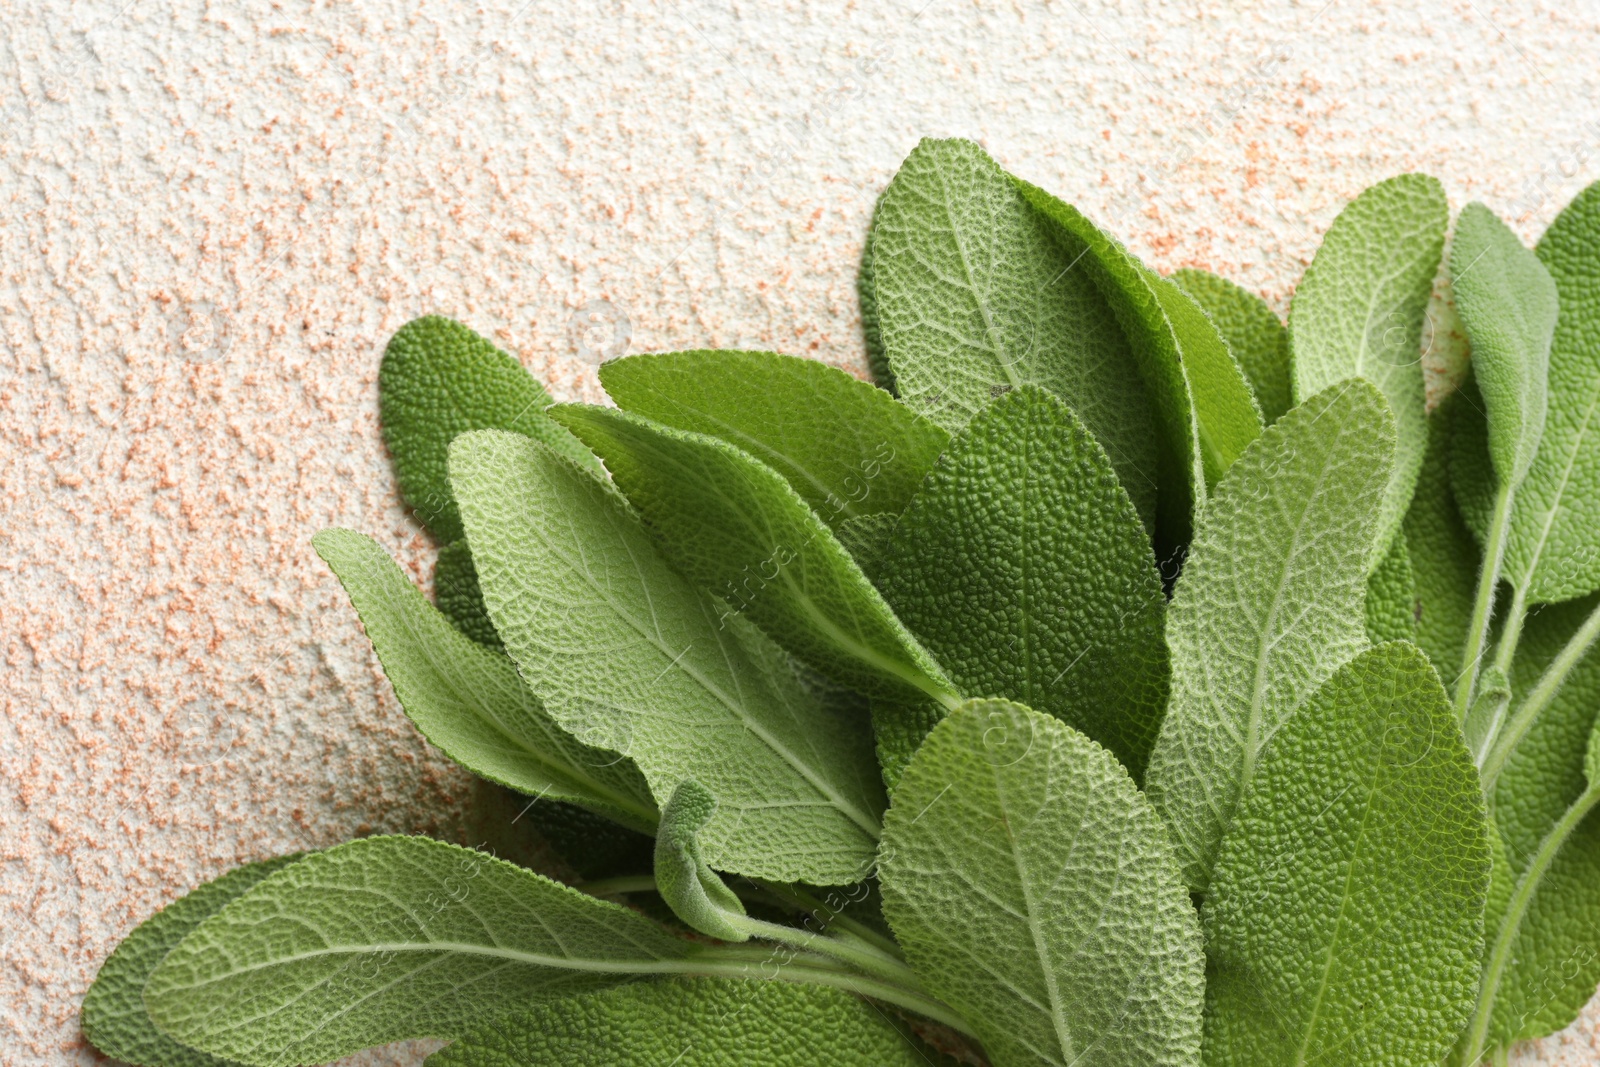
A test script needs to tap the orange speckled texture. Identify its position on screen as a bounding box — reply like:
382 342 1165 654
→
3 1 1599 1063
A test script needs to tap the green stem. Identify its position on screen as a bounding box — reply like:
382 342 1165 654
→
1492 1046 1509 1067
576 874 659 897
1490 585 1529 678
752 880 906 960
733 914 919 989
1481 595 1600 796
1460 786 1600 1064
1456 482 1515 725
680 943 975 1038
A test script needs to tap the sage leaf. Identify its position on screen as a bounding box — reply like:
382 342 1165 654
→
878 698 1205 1067
553 404 954 705
871 137 1162 528
1483 595 1600 1043
1403 404 1480 682
654 780 751 942
1173 268 1292 425
313 528 658 833
876 385 1169 779
1365 534 1419 644
597 349 948 534
379 315 601 542
1288 175 1446 563
859 190 895 392
144 836 694 1065
1146 380 1396 890
1203 642 1490 1066
450 430 885 883
1449 202 1558 491
427 978 932 1066
82 855 302 1067
434 538 502 650
1015 180 1263 539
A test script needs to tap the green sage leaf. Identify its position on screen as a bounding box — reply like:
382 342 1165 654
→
1287 174 1446 563
82 855 302 1067
1403 403 1480 682
433 538 503 650
870 137 1162 528
1146 380 1396 890
1203 642 1490 1066
859 190 895 392
1365 534 1419 644
876 385 1169 779
879 698 1205 1067
379 315 601 542
553 403 954 705
144 836 694 1065
427 978 931 1066
450 430 885 883
1173 268 1292 425
654 781 750 941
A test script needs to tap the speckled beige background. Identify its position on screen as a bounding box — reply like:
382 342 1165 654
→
3 1 1599 1063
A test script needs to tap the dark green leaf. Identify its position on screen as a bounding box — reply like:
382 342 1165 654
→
434 539 502 650
1365 534 1418 644
1173 268 1292 424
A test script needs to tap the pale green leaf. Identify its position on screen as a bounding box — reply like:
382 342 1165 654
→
313 528 658 833
1450 202 1558 489
1403 404 1479 682
1173 268 1292 424
875 385 1169 779
1365 534 1418 644
450 430 885 883
1145 380 1396 890
434 539 502 650
1288 174 1446 563
1015 180 1263 540
144 836 695 1065
427 978 933 1066
82 855 301 1067
653 781 750 941
870 137 1162 529
598 350 948 532
553 404 954 705
1203 643 1490 1066
379 315 601 543
879 699 1205 1067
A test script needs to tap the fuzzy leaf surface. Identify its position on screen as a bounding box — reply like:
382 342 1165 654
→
426 978 931 1066
879 699 1205 1067
314 528 657 832
1365 534 1418 644
1288 175 1446 562
1450 202 1558 489
870 137 1161 527
876 386 1169 778
82 856 301 1067
1203 643 1490 1067
859 189 895 391
599 350 947 530
1403 405 1479 682
553 404 952 704
1015 181 1263 540
451 430 884 883
144 836 694 1065
1145 381 1396 890
1174 268 1292 424
379 315 600 542
434 538 502 650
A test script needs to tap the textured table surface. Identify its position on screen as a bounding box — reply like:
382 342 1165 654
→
3 1 1599 1063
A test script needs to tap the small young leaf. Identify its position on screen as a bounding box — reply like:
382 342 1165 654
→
1365 534 1419 644
876 386 1169 779
450 430 885 884
879 699 1205 1067
82 855 302 1067
1203 643 1490 1066
1449 202 1558 490
1145 380 1396 890
654 781 750 942
859 189 895 392
871 137 1162 528
1015 180 1264 540
1173 268 1292 425
1403 403 1480 682
427 978 931 1066
553 404 954 705
1288 174 1446 562
434 539 502 650
313 528 658 834
598 350 948 533
379 315 601 542
144 836 695 1065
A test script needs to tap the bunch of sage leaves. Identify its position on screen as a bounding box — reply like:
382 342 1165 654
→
82 138 1600 1067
